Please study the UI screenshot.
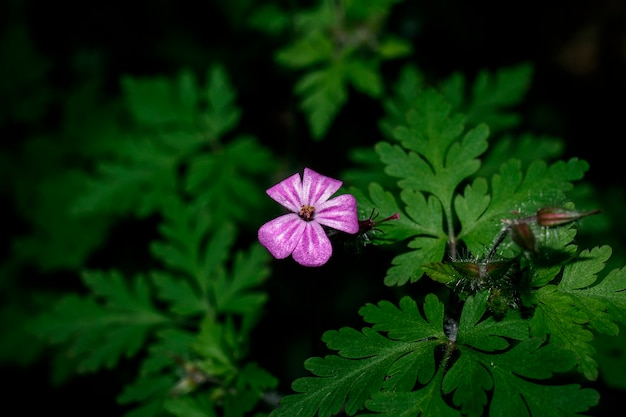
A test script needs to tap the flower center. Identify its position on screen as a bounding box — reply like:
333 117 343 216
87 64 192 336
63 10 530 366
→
299 204 316 221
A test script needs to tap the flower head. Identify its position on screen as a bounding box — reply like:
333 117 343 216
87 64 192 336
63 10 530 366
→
258 168 359 267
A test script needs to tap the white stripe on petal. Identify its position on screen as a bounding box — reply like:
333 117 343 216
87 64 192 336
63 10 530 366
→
292 221 332 267
316 194 359 234
302 167 342 206
266 172 304 213
258 214 305 259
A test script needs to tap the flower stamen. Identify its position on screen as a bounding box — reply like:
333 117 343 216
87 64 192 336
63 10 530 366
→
299 204 316 221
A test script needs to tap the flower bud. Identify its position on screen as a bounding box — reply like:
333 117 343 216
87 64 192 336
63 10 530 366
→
536 207 600 227
510 222 536 252
451 258 515 280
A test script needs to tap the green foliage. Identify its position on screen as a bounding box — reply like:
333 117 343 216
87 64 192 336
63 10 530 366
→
73 65 274 228
270 293 599 417
29 270 170 373
21 65 277 416
270 42 622 416
4 1 626 417
271 0 410 139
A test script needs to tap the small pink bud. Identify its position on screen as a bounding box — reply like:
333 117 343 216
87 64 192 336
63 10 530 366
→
358 211 399 234
536 207 601 227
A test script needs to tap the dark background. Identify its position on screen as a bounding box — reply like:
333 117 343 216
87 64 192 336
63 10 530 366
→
2 0 626 415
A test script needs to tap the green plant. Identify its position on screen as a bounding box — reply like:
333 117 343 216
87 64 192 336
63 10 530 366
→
2 1 625 416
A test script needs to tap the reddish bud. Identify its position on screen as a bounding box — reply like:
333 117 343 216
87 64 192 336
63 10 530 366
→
358 211 399 234
450 258 515 280
536 207 601 227
510 222 536 252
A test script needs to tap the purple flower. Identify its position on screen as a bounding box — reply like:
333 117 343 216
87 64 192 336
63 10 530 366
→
258 168 359 267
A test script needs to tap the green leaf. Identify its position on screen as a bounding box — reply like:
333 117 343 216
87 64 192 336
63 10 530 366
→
150 196 215 279
294 64 348 139
478 133 564 179
122 69 198 126
71 134 181 217
384 235 447 286
457 158 589 256
441 294 597 417
30 270 169 373
456 292 529 351
379 64 425 139
214 244 270 315
151 271 208 317
275 31 334 68
248 4 290 35
271 295 447 417
374 89 491 283
440 63 533 133
163 395 217 417
532 246 626 380
487 339 599 416
344 60 383 98
185 135 277 227
441 353 492 417
118 376 174 405
377 35 413 60
72 65 245 218
223 362 279 417
363 373 460 417
360 294 446 342
203 65 242 140
348 182 416 244
138 328 196 375
192 317 237 377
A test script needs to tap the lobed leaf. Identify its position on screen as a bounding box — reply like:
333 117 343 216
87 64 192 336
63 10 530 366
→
533 246 626 380
30 270 169 373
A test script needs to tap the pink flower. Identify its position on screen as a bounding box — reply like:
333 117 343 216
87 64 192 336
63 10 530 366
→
258 168 359 267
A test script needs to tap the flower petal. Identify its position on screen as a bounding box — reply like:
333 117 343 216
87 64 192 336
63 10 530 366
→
266 172 304 213
258 214 305 259
315 194 359 234
301 167 343 207
292 221 332 267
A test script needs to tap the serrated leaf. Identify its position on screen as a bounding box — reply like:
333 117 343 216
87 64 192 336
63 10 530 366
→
151 271 208 316
441 294 595 417
362 373 459 417
532 246 626 380
30 270 169 373
478 133 564 179
456 292 529 351
122 70 196 126
271 310 443 417
275 31 334 68
457 158 589 255
139 328 196 375
486 339 598 416
214 244 270 315
440 63 533 133
360 294 446 342
150 197 213 278
185 135 276 227
344 59 383 98
441 353 492 417
192 317 236 377
385 236 447 286
348 182 416 244
203 65 241 140
163 395 217 417
118 376 174 404
294 64 347 139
